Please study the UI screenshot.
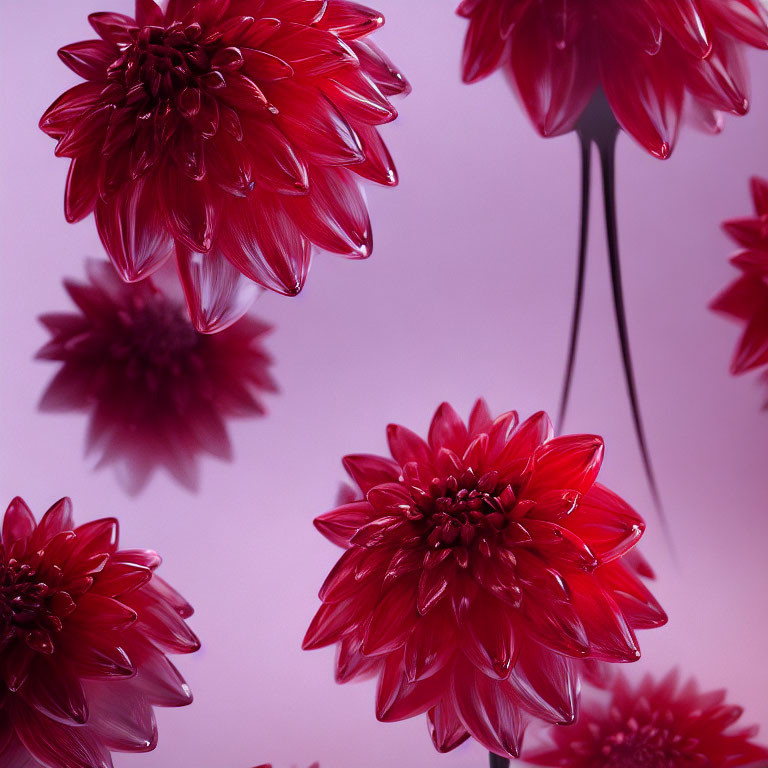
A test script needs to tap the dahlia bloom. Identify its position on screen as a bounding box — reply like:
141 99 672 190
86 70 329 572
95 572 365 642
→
526 670 768 768
712 176 768 403
0 497 199 768
458 0 768 158
303 400 667 758
37 259 276 494
40 0 409 333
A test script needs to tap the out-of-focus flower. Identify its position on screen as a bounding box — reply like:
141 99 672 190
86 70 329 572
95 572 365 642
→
254 763 319 768
303 400 666 758
712 176 768 403
37 259 276 495
457 0 768 158
0 496 199 768
40 0 409 332
526 670 768 768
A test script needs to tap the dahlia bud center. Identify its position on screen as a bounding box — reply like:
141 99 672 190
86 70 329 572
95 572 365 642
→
420 470 513 548
601 722 679 768
1 558 62 653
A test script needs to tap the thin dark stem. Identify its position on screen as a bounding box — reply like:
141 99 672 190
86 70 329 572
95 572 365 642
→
596 132 675 553
557 131 592 435
489 753 510 768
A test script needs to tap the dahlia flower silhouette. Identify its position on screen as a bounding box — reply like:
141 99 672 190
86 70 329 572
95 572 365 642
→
303 400 666 759
37 260 276 495
0 497 199 768
40 0 409 333
712 176 768 405
525 670 768 768
457 0 768 535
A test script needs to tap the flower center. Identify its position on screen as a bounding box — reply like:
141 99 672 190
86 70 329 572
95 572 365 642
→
111 22 209 102
416 469 514 548
111 295 201 374
600 723 680 768
0 558 66 654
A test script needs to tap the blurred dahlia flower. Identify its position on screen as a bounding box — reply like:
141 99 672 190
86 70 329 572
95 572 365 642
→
40 0 409 333
303 400 666 758
458 0 768 158
526 670 768 768
0 497 199 768
254 764 319 768
712 176 768 403
37 260 276 495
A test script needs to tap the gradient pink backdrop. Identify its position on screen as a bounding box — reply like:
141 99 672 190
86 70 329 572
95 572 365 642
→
2 1 768 766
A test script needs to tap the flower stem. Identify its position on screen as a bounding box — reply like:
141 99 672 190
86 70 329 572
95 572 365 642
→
489 753 510 768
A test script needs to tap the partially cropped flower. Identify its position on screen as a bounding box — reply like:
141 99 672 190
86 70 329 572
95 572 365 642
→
0 497 199 768
458 0 768 158
712 176 768 403
37 259 276 494
40 0 409 333
303 400 666 758
526 670 768 768
254 764 319 768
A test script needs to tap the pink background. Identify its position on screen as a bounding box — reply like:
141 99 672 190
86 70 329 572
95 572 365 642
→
2 1 768 766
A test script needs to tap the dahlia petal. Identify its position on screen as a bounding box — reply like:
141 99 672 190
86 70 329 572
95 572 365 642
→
342 454 400 493
241 48 294 80
722 216 768 250
323 66 397 125
462 0 507 83
131 649 193 707
58 634 134 679
498 411 553 476
348 122 397 184
711 275 768 320
244 121 309 194
161 174 216 253
85 685 157 751
58 40 116 82
567 573 640 662
508 9 597 137
65 155 100 223
428 402 471 455
2 497 36 546
461 593 517 680
314 501 376 547
89 12 137 44
417 559 455 614
136 600 200 654
363 580 417 655
144 575 194 619
428 700 470 753
387 424 432 466
522 592 589 657
176 245 259 333
654 0 712 57
220 193 311 295
335 636 380 683
468 398 494 435
731 302 768 373
95 176 175 282
565 484 644 562
32 497 74 547
72 518 119 559
404 603 456 682
319 548 368 602
376 654 448 721
40 83 103 139
268 24 358 77
598 561 667 630
135 0 164 26
707 0 768 48
94 563 153 598
451 659 525 758
350 40 410 96
601 44 683 158
22 661 88 725
303 593 374 650
751 176 768 216
285 167 371 257
508 642 577 724
518 519 598 569
523 435 603 498
322 1 384 40
74 594 138 630
271 83 364 165
15 703 113 768
55 105 114 159
685 35 750 114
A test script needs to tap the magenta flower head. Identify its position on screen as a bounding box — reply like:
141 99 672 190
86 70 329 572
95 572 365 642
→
0 497 199 768
37 259 276 495
712 176 768 403
526 670 768 768
303 400 667 759
40 0 409 332
458 0 768 159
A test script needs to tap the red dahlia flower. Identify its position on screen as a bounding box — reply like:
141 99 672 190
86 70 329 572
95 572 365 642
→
458 0 768 158
37 259 276 494
40 0 409 333
0 497 199 768
712 176 768 403
526 671 768 768
303 400 667 758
